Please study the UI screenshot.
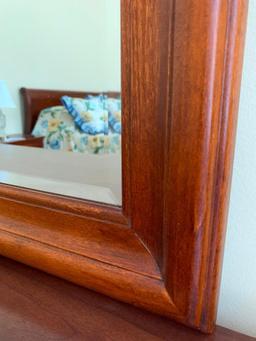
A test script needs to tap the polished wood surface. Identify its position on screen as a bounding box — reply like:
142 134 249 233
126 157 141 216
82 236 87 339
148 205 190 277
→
20 88 120 135
4 134 44 148
0 256 254 341
0 0 248 333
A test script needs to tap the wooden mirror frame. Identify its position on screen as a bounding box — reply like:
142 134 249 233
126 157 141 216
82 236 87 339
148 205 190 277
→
0 0 248 333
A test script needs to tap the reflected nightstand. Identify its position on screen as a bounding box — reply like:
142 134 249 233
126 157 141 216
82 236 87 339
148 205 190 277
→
1 134 44 148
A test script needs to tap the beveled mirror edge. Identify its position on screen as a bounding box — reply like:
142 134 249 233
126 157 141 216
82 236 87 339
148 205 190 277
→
0 181 128 225
0 0 248 334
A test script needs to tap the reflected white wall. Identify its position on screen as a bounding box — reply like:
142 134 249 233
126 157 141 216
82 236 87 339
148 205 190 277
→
0 0 121 134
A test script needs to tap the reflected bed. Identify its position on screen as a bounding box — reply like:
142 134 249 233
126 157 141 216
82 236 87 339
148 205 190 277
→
20 88 121 154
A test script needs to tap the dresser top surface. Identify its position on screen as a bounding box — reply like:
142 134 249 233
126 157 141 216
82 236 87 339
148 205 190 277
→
0 256 253 341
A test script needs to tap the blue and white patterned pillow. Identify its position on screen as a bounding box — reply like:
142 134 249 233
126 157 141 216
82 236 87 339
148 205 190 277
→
106 98 122 134
61 95 108 135
32 106 74 137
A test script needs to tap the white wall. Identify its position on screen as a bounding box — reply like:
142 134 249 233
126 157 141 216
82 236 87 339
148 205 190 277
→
0 0 121 134
217 1 256 337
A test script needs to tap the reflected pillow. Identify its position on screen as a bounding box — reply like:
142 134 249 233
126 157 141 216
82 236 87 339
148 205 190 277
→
61 95 108 135
32 106 75 137
106 98 122 134
43 129 122 154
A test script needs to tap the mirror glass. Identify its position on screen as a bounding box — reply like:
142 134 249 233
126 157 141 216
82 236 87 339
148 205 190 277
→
0 0 122 206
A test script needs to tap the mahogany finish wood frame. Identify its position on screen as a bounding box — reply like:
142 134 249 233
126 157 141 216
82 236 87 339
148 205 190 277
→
0 0 248 334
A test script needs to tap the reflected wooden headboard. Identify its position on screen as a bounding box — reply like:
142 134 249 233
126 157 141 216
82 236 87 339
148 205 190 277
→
20 88 121 135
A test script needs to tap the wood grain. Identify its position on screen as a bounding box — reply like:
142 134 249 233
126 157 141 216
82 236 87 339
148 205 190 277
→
4 135 44 148
0 0 248 333
0 256 254 341
162 0 248 331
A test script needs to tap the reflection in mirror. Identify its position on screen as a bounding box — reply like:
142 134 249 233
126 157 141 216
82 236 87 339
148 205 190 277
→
0 0 121 206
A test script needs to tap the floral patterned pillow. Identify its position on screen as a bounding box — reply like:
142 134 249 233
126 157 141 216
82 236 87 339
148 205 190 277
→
32 104 121 154
61 95 108 135
71 132 121 154
106 98 122 134
43 130 121 154
32 106 75 137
